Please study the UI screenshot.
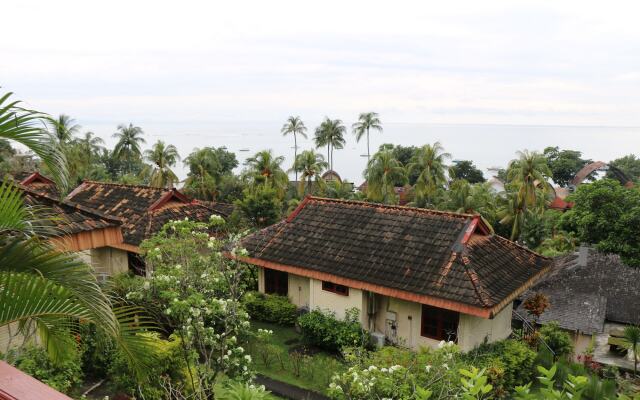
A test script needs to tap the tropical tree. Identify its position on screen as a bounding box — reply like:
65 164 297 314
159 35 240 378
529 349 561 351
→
506 150 552 211
281 116 307 181
444 180 497 229
622 325 640 376
314 117 346 171
449 160 485 183
183 147 239 201
49 114 80 144
243 150 289 198
324 180 354 200
408 142 450 204
143 140 180 188
290 150 328 196
352 112 382 162
498 191 528 241
76 131 105 160
0 91 154 379
364 150 406 204
113 123 146 174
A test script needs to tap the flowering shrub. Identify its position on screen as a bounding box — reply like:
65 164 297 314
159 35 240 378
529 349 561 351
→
244 291 298 325
121 218 256 397
297 308 370 352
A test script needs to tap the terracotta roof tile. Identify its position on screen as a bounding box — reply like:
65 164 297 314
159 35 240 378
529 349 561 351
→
242 197 551 311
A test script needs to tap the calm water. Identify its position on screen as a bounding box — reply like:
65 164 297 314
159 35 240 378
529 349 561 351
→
89 121 639 183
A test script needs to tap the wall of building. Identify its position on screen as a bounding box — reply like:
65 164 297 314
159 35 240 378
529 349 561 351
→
457 303 513 352
288 274 310 308
308 278 364 322
258 267 265 293
89 247 129 276
571 331 593 361
0 322 38 355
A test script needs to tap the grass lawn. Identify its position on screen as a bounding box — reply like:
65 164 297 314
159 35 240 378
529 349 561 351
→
248 321 345 394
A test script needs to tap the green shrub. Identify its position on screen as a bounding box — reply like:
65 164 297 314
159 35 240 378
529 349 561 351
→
2 346 83 394
539 322 573 359
297 308 370 352
109 333 187 399
466 339 536 397
79 321 117 379
244 291 298 325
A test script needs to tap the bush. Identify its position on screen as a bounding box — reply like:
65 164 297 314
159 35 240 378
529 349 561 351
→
540 322 573 359
79 321 117 379
2 346 83 394
244 291 298 325
466 339 536 397
297 308 370 352
108 333 187 399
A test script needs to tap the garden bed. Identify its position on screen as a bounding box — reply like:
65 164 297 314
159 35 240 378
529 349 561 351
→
248 321 345 394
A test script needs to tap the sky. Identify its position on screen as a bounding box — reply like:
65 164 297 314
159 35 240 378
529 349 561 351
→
2 0 640 182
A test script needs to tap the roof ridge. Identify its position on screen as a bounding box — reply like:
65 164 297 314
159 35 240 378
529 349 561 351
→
80 180 171 192
304 196 476 219
489 234 550 260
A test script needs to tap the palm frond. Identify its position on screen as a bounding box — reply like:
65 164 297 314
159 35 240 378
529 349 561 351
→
0 92 68 191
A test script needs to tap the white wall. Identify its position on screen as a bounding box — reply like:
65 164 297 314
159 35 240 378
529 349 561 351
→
457 302 513 351
309 278 364 321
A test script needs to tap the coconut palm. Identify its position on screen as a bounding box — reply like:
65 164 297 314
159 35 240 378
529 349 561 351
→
352 112 382 162
313 117 346 171
0 91 154 378
498 191 528 241
77 131 105 157
445 180 497 230
623 325 640 376
289 150 328 196
408 142 450 203
281 116 307 181
244 150 289 198
364 150 406 204
324 179 354 200
50 114 81 144
506 150 552 211
113 123 146 174
143 140 180 188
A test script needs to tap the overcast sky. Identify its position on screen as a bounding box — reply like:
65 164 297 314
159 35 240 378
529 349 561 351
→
2 1 640 181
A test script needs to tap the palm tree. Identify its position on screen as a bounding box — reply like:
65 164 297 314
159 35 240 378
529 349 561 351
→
244 150 289 198
281 116 307 182
50 114 81 144
113 123 146 174
623 325 640 376
352 112 382 162
289 150 328 196
445 180 497 230
498 191 528 241
143 141 180 188
364 150 406 204
313 117 346 172
506 150 552 211
408 142 450 203
0 91 153 378
324 179 354 200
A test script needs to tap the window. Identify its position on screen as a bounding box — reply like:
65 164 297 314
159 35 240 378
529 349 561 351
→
421 304 459 342
264 269 288 296
322 281 349 296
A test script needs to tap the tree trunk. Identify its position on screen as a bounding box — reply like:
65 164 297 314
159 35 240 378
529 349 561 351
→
367 127 370 162
294 133 298 182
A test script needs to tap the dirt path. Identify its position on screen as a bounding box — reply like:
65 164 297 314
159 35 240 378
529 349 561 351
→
256 374 329 400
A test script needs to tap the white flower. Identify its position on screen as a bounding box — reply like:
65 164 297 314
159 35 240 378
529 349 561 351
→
425 365 432 372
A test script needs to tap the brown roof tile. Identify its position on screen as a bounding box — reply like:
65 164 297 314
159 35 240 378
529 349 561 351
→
242 197 551 313
66 181 225 246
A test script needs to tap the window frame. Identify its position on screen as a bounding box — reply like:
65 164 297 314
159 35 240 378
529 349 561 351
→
420 304 459 342
321 281 349 296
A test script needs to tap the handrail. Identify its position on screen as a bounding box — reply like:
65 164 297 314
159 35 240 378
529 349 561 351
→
512 309 556 357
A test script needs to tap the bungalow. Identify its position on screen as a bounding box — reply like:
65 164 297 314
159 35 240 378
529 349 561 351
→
515 246 640 369
65 180 230 275
239 197 552 351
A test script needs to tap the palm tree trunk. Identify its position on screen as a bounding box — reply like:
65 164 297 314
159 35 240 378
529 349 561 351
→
367 127 370 162
294 134 298 182
327 145 330 170
331 143 334 171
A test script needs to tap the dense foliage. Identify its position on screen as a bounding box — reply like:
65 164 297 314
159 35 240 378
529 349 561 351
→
297 308 370 352
244 292 298 325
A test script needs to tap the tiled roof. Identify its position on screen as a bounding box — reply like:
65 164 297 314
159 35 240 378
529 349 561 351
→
195 200 236 217
517 248 640 332
66 181 225 246
242 197 551 313
10 171 59 198
15 184 121 235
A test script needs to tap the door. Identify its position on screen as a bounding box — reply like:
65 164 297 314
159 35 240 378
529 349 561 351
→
264 268 288 296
